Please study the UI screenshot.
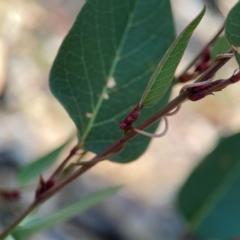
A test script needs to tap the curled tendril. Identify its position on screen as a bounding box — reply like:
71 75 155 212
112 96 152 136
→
133 76 216 138
133 116 168 138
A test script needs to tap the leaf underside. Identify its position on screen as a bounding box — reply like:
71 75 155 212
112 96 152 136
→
140 3 206 108
178 133 240 239
49 0 175 163
225 2 240 65
12 186 122 239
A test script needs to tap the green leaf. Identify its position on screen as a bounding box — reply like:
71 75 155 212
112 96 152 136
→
140 3 206 108
211 35 230 60
49 0 175 163
177 133 240 239
12 186 122 239
225 2 240 65
17 138 71 185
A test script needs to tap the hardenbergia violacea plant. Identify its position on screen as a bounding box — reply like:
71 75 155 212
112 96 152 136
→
1 1 240 239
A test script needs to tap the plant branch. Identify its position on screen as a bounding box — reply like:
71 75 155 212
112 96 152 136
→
0 202 36 240
49 145 80 180
0 49 233 239
179 23 225 76
195 48 233 83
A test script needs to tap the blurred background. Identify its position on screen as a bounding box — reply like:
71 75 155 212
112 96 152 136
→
0 0 239 239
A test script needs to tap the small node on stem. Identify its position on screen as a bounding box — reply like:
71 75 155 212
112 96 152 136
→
49 145 81 180
185 70 240 102
35 176 55 201
178 72 199 83
180 76 214 94
214 53 234 61
70 145 81 156
119 103 142 132
187 80 224 101
133 116 168 138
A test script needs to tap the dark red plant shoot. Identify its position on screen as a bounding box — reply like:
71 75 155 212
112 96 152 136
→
0 190 20 201
187 70 240 101
119 103 142 132
194 47 211 72
179 47 212 82
35 175 55 201
228 70 240 83
187 79 224 101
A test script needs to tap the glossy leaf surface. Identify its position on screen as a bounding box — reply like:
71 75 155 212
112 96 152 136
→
225 2 240 65
13 186 122 239
49 0 175 163
178 133 240 239
140 3 206 108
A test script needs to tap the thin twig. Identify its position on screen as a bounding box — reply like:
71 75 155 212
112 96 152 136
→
49 145 80 180
57 150 88 179
0 202 37 240
74 147 123 166
194 48 233 83
179 23 225 76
